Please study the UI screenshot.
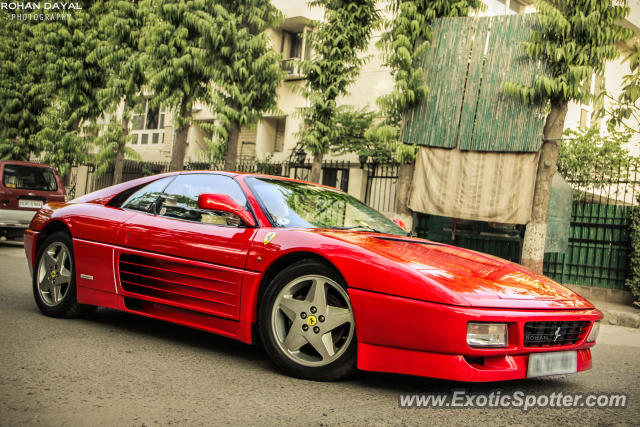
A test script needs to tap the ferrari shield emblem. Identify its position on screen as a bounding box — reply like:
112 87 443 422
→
263 232 277 245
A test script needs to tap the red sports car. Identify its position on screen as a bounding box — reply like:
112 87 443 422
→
24 171 601 381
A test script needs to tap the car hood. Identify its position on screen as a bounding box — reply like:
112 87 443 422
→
319 231 593 309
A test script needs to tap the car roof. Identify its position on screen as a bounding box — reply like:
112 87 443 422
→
184 170 339 190
0 160 55 169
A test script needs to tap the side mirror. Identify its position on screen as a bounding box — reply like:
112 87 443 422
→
393 218 406 230
197 193 256 227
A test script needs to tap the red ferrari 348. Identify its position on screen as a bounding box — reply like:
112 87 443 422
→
24 171 601 381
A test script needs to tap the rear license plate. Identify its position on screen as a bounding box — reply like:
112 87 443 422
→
18 199 43 209
527 351 577 378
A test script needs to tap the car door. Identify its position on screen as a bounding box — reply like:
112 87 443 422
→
118 173 257 321
73 176 175 298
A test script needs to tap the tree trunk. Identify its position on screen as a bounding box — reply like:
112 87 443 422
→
224 119 240 171
310 152 323 183
169 101 191 172
521 102 569 273
395 161 415 215
112 116 128 185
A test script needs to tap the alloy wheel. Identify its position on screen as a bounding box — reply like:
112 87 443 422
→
36 241 73 307
271 274 355 367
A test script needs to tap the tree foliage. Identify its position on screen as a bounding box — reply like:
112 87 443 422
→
374 0 483 165
0 14 48 161
299 0 380 182
89 0 147 183
502 0 633 106
600 45 640 136
328 107 394 163
626 202 640 302
140 0 236 170
141 0 282 171
30 2 108 176
92 0 146 116
92 120 141 178
215 0 284 170
378 0 484 127
558 125 633 189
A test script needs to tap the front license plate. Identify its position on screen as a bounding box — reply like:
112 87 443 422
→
19 199 43 209
527 351 577 378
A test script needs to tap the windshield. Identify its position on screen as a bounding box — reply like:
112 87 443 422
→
2 164 58 191
247 177 406 236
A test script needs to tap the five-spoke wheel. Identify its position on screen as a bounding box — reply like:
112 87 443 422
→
36 240 73 306
259 260 357 381
32 231 87 318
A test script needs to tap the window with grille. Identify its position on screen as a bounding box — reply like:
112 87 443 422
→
131 99 165 145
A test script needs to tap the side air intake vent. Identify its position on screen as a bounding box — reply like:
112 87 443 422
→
118 253 240 320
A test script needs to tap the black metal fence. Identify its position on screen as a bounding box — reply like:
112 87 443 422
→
365 163 399 212
77 158 355 195
542 162 640 291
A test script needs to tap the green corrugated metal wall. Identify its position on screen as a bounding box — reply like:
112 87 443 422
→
403 14 547 152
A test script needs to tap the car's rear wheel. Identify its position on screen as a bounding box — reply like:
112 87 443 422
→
33 231 88 318
259 259 356 381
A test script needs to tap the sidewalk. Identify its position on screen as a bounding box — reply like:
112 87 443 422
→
592 299 640 329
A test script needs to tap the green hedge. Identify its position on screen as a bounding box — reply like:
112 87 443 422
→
625 204 640 302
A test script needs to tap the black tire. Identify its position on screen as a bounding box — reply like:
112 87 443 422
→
32 231 92 318
258 259 357 381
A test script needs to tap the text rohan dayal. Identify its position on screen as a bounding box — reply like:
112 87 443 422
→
1 2 82 10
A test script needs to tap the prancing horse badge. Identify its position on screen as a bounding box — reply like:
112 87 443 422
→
263 232 277 245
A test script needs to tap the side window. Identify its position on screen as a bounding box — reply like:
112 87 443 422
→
122 177 174 212
156 174 249 226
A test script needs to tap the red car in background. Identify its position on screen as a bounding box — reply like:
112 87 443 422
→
0 161 65 240
23 171 601 382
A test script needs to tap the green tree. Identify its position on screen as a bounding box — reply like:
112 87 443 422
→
0 15 48 160
601 45 640 136
141 0 282 173
217 0 284 171
329 106 394 163
377 0 483 214
502 0 633 273
558 125 633 191
378 0 484 127
92 121 141 179
626 203 640 303
90 0 147 184
32 2 107 177
299 0 380 183
140 0 235 171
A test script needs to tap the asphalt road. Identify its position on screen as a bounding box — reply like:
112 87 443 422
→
1 240 639 426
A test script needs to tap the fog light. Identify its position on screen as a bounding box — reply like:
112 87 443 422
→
467 322 508 347
586 321 600 343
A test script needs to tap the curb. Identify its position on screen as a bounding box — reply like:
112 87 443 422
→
600 308 640 329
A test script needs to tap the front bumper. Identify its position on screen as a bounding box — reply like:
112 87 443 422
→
0 209 37 229
348 288 601 382
24 229 39 276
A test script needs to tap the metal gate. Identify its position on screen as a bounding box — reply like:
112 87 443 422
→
365 163 398 212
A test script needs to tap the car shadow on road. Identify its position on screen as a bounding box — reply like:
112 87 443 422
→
76 307 568 393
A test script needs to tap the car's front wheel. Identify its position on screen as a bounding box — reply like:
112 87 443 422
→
259 259 356 381
33 231 87 318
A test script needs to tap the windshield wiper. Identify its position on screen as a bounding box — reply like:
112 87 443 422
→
334 225 385 233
